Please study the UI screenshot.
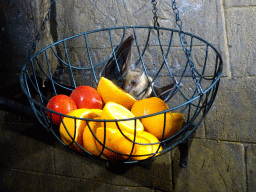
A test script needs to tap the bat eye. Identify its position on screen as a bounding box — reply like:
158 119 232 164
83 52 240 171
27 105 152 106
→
131 80 136 85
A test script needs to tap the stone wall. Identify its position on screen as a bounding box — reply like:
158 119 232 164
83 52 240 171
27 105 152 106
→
0 0 256 191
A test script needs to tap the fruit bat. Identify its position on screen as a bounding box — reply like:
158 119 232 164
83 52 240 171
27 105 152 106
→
100 35 180 102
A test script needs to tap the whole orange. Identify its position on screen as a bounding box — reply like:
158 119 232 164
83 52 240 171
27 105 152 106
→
131 97 183 140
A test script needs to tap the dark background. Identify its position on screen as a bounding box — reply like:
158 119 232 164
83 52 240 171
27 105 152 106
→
0 1 36 90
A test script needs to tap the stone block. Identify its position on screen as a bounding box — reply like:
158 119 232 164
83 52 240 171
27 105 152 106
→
40 173 96 192
0 110 21 123
172 138 246 192
109 152 173 191
95 183 154 192
192 123 205 139
0 122 55 174
246 144 256 192
225 7 256 77
0 168 43 192
224 0 256 8
53 142 112 183
204 77 256 142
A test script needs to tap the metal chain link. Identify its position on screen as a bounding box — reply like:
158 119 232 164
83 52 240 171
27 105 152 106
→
151 0 160 29
170 0 203 96
170 0 189 55
26 0 56 61
151 0 203 96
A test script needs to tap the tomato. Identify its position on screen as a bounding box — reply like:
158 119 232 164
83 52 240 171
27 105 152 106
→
46 94 77 125
70 86 103 109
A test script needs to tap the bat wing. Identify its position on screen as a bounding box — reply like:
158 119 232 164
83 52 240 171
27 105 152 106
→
152 78 181 102
100 35 134 88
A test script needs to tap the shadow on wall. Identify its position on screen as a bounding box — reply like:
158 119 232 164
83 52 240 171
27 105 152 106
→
0 6 16 87
0 1 36 88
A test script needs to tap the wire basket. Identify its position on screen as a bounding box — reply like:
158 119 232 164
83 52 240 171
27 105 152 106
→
20 26 222 163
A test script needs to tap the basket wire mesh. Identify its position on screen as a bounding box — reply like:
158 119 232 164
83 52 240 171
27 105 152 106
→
20 25 222 163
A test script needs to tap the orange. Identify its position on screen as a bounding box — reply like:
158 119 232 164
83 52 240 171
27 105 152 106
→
95 127 162 161
132 131 162 161
83 117 102 156
131 97 183 140
59 108 102 152
97 77 136 109
131 97 169 116
101 102 144 134
95 127 137 160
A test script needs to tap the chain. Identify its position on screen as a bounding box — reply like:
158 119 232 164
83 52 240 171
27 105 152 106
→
151 0 160 29
26 0 56 61
171 0 188 54
170 0 203 96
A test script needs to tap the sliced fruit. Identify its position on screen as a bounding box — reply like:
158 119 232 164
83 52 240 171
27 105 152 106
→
95 127 162 161
95 127 137 160
97 77 136 109
131 97 183 140
101 102 144 134
59 108 102 152
83 117 102 156
132 131 162 161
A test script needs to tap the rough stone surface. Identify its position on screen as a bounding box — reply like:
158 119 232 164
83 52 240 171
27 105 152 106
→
225 7 256 77
109 152 173 191
224 0 256 8
54 142 172 191
53 0 225 46
0 122 55 174
40 171 156 192
0 1 36 74
172 138 246 192
34 0 59 84
40 174 96 192
205 78 256 142
53 142 112 183
95 183 155 192
246 144 256 192
0 110 21 123
0 168 43 192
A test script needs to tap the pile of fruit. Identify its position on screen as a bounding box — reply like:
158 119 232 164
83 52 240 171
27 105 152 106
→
46 77 183 161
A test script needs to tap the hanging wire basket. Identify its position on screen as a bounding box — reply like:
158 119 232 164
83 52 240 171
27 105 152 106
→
20 1 223 164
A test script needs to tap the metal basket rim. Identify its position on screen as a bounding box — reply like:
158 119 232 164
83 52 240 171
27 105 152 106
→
20 25 223 122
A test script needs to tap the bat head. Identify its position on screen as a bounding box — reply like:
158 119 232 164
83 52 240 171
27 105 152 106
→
124 64 153 100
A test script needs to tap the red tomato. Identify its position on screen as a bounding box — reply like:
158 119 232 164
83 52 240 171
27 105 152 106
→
70 86 103 109
46 94 77 125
